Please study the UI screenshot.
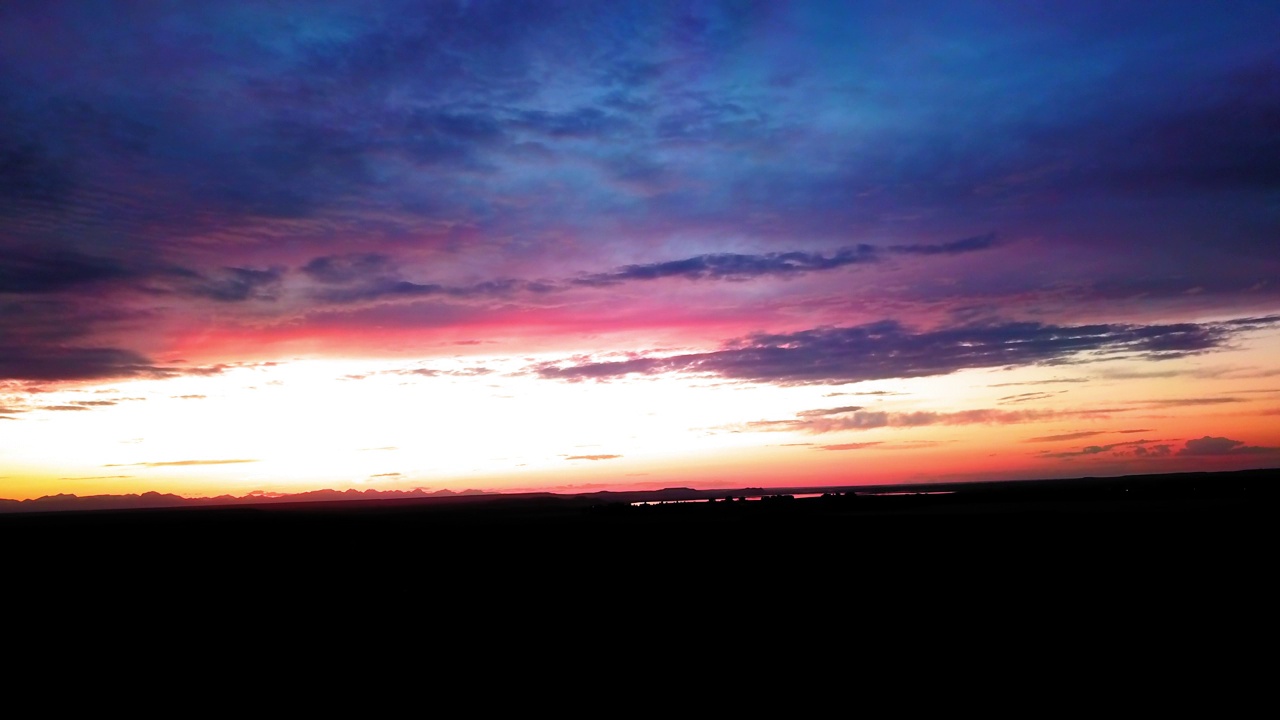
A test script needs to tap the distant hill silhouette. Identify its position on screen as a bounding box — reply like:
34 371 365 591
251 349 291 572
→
1 468 1274 518
0 486 492 514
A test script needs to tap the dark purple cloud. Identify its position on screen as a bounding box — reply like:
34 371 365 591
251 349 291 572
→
534 317 1263 386
573 235 996 287
573 246 879 286
0 248 137 294
0 346 168 383
312 277 544 304
299 235 998 305
1041 439 1159 459
0 0 1274 398
183 267 286 303
0 297 231 382
1177 437 1279 457
302 254 396 285
0 247 282 307
889 234 999 256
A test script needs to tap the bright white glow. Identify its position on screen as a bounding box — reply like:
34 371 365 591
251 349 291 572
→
2 325 1278 500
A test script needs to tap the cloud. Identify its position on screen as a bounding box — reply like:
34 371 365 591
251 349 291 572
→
298 234 1001 307
1092 63 1280 195
1099 361 1280 381
1026 429 1154 443
105 459 260 467
887 233 998 255
0 346 164 383
572 235 996 287
534 317 1254 386
999 391 1064 404
301 254 395 284
816 440 947 451
0 247 137 294
184 267 285 302
0 344 227 383
1040 439 1159 459
574 246 879 286
989 378 1089 387
1177 436 1280 456
817 442 883 451
311 276 547 304
1132 397 1243 408
749 407 1070 435
796 406 864 417
1026 431 1108 443
343 365 496 380
566 454 622 461
512 106 629 139
0 247 281 303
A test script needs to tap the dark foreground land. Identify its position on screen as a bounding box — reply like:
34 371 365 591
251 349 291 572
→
6 468 1273 558
6 468 1274 659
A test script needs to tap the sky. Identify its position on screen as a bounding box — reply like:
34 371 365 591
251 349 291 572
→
2 0 1278 501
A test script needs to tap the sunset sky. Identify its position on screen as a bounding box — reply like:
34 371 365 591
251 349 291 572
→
2 1 1278 502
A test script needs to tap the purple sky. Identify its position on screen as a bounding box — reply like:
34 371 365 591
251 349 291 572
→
1 1 1278 500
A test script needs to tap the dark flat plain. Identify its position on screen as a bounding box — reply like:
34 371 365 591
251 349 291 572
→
6 469 1272 565
6 469 1272 662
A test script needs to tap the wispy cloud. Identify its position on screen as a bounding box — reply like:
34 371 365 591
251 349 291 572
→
1130 397 1244 408
817 442 883 451
573 234 997 287
573 246 879 286
534 317 1270 386
999 391 1065 405
105 459 260 467
301 235 999 305
747 407 1073 434
1040 438 1162 459
1177 436 1280 456
989 378 1089 388
1026 431 1108 443
1026 429 1152 442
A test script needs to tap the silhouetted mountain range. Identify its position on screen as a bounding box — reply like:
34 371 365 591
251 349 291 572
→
1 468 1274 517
0 486 492 514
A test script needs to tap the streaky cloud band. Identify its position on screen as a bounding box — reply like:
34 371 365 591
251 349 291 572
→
532 316 1278 386
302 234 1000 303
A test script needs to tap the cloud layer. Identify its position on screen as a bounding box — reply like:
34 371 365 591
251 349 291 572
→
535 317 1273 386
